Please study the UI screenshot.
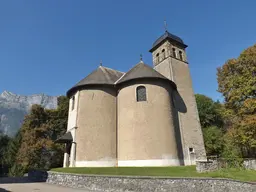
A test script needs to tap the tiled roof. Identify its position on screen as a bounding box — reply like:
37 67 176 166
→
67 66 124 96
149 31 187 52
116 61 170 84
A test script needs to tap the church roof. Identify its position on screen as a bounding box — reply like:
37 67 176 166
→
149 31 187 52
55 131 73 143
67 66 124 97
116 61 176 88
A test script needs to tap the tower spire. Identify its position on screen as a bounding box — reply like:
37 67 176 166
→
100 60 102 66
164 19 168 32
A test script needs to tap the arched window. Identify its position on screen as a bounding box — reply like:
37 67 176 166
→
179 51 183 61
172 48 176 58
71 96 75 110
162 49 165 59
156 53 159 63
136 86 147 102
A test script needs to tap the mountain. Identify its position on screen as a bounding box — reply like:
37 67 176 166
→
0 91 58 137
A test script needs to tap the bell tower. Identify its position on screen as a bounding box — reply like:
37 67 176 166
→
149 30 206 165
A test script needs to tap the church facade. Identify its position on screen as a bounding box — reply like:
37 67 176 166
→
56 30 206 167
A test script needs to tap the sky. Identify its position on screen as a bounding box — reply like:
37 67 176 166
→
0 0 256 101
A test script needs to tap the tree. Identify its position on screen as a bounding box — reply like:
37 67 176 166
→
202 126 224 156
195 94 224 128
47 96 69 141
4 131 24 177
0 134 10 159
217 45 256 114
217 44 256 158
195 94 225 156
10 96 69 174
3 130 22 168
0 134 10 168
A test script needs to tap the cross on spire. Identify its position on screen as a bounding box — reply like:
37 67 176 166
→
140 54 143 62
164 19 168 32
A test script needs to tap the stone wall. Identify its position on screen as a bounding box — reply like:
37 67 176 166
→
196 159 256 173
28 170 256 192
196 160 218 173
243 159 256 170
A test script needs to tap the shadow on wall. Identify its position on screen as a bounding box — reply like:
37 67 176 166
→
171 89 187 165
172 90 187 113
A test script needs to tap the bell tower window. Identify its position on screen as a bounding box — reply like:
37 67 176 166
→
156 53 159 63
179 51 183 61
162 49 165 59
172 48 176 58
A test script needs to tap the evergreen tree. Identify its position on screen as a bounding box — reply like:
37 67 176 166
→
4 130 22 168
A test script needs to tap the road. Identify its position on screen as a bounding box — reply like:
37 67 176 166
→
0 177 102 192
0 182 101 192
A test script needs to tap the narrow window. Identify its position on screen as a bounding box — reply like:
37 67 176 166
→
71 96 75 110
172 48 176 58
136 86 147 102
156 53 159 63
179 51 183 61
162 49 165 59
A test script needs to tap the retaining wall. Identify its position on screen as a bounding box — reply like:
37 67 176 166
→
28 170 256 192
243 159 256 170
196 159 256 173
196 160 218 173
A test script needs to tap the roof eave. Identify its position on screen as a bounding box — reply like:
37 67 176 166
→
55 132 73 143
149 38 188 53
66 83 116 98
116 77 177 90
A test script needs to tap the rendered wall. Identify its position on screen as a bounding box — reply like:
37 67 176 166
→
153 43 206 165
75 87 117 167
65 91 79 167
117 81 180 166
67 91 79 130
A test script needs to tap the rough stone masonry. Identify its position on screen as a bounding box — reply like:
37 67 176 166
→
28 170 256 192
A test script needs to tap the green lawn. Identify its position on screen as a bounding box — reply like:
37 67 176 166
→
51 166 256 182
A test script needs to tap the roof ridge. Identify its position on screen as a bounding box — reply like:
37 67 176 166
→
67 66 124 97
114 73 126 84
100 66 112 82
116 62 142 83
116 62 170 85
140 62 169 79
100 66 124 74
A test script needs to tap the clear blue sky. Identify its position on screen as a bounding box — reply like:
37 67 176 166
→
0 0 255 101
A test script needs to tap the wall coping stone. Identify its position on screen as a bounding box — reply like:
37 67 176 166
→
196 160 214 163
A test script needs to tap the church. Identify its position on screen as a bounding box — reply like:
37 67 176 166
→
56 29 206 167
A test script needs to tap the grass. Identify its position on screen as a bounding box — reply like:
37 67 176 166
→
51 166 256 182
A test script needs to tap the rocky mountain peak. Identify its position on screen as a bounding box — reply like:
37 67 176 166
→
0 91 58 137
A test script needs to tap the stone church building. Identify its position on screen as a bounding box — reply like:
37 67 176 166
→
56 30 206 167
